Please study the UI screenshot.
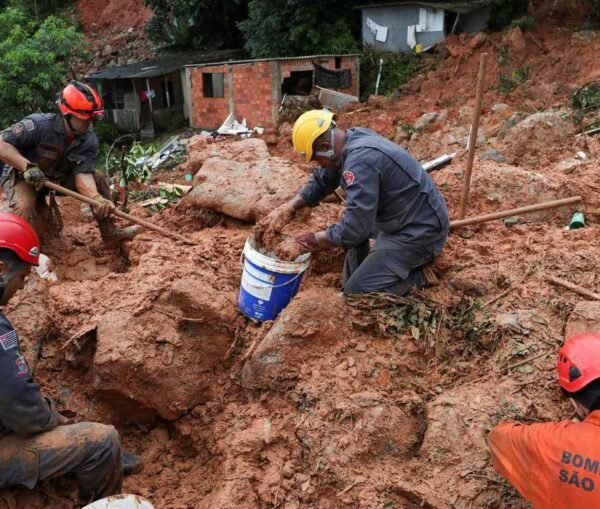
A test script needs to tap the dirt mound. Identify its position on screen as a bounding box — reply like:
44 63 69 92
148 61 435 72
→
76 0 152 33
501 110 577 166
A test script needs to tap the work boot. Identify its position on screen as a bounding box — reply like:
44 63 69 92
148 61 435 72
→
122 451 143 476
97 218 141 246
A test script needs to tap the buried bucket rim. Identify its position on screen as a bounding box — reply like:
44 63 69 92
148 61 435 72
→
243 235 311 275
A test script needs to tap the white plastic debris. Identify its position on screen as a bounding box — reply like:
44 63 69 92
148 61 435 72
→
36 254 58 285
83 494 155 509
217 113 252 135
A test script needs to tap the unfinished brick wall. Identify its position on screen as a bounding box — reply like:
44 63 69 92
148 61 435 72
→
189 56 360 130
190 64 230 129
231 62 274 130
280 56 359 98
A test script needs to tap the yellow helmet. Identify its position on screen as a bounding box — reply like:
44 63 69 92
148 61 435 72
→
292 109 335 162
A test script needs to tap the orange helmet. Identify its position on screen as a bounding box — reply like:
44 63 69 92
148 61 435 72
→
58 81 104 121
558 333 600 393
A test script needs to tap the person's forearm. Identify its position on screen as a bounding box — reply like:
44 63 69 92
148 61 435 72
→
288 194 308 212
0 140 30 171
74 173 101 198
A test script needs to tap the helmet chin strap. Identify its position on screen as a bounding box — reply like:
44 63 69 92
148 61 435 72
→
65 115 84 137
314 128 340 166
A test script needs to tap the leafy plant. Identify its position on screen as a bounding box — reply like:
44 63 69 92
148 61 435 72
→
498 66 528 95
359 50 421 100
144 0 248 50
106 142 156 185
487 0 529 31
238 0 359 58
511 15 535 29
93 121 121 144
0 8 87 126
570 83 600 125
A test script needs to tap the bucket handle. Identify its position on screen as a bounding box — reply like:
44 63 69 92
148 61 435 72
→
241 252 307 290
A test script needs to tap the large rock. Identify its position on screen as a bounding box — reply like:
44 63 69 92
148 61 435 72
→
182 137 270 175
501 111 576 167
93 275 238 420
242 288 351 389
186 156 307 222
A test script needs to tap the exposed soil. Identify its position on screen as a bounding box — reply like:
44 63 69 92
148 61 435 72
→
1 4 600 508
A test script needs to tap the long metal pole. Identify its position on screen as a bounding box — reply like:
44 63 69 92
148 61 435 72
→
458 52 488 219
374 58 384 96
450 196 581 229
43 181 197 245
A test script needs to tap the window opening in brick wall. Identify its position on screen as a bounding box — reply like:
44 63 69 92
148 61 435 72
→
335 57 341 69
281 70 313 95
203 72 224 98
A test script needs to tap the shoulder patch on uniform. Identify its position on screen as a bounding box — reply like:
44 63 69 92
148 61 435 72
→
343 170 355 186
0 329 18 350
14 351 29 377
11 123 23 136
22 119 35 131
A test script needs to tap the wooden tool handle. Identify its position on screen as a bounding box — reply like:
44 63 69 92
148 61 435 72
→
43 181 197 245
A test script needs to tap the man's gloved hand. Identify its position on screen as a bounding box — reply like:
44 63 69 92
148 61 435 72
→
23 165 45 191
254 203 295 238
91 195 116 219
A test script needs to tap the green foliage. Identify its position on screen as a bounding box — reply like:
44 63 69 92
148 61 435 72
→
571 83 600 125
511 15 535 29
488 0 529 31
144 0 248 50
8 0 72 19
0 7 87 127
498 66 528 95
238 0 359 58
359 50 420 100
92 121 121 144
106 142 155 185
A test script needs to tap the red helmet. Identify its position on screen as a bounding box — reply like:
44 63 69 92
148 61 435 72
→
58 81 104 121
558 333 600 392
0 213 40 266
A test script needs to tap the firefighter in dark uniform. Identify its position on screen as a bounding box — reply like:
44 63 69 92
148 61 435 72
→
0 81 139 245
0 212 140 503
256 109 449 295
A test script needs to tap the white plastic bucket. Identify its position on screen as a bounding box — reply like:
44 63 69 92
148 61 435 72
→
238 236 311 321
83 494 155 509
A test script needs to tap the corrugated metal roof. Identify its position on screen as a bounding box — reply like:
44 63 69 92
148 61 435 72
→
185 54 362 69
356 0 491 12
88 49 245 80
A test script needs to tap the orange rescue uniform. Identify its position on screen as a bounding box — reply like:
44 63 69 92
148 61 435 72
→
488 410 600 508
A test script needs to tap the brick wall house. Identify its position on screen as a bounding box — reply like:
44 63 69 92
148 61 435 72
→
185 54 360 130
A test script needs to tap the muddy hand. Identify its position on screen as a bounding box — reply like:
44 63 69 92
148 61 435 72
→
254 203 295 239
91 195 116 219
23 165 45 191
277 237 307 261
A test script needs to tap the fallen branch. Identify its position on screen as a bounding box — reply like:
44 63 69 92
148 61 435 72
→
544 274 600 301
508 350 554 371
